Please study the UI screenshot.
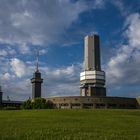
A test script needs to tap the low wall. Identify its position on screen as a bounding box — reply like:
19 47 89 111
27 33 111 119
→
45 96 139 109
136 97 140 109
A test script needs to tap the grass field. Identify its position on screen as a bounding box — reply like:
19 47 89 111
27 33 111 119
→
0 109 140 140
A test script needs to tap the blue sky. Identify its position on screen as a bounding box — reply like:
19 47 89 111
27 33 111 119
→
0 0 140 100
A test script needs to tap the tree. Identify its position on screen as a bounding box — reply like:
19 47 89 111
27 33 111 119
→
22 99 32 109
32 98 47 109
22 98 54 109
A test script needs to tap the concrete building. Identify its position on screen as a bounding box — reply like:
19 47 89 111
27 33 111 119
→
2 100 23 108
31 50 43 99
45 96 139 109
80 35 106 96
45 34 140 109
0 86 23 108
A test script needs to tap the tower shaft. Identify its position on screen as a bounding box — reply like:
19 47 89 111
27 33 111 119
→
84 35 101 71
31 71 43 99
80 34 106 97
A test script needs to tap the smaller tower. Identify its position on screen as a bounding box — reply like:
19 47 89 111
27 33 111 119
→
0 86 3 104
31 49 43 99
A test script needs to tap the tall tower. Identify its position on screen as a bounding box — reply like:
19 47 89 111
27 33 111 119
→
80 34 106 96
0 86 3 104
31 50 43 99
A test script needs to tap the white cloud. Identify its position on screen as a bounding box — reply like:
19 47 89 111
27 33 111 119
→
94 0 105 9
0 0 105 53
0 0 85 45
7 47 17 55
38 49 48 55
41 64 81 97
19 43 31 54
1 73 11 81
111 1 128 17
51 65 75 77
10 58 26 77
106 13 140 86
125 13 140 47
0 49 8 56
2 78 32 101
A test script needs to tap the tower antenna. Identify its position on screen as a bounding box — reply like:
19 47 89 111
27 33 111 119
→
36 48 39 72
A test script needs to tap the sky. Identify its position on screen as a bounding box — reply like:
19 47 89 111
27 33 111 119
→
0 0 140 101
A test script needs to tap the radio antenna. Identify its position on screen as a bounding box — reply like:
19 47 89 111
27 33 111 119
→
36 48 39 72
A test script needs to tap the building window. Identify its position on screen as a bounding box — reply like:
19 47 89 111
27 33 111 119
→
61 103 68 106
108 104 117 108
96 103 105 107
71 103 80 106
83 103 93 106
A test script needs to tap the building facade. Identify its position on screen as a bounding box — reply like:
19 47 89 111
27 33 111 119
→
45 96 139 109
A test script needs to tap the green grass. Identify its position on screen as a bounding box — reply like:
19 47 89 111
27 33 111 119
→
0 109 140 140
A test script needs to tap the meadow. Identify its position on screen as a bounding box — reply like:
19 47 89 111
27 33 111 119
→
0 109 140 140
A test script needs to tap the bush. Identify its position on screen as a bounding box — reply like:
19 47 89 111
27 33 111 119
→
32 98 47 109
22 98 54 109
46 100 54 109
22 99 32 109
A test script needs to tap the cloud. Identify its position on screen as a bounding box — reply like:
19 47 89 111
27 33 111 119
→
0 49 8 56
0 46 17 57
106 13 140 87
1 73 11 81
2 78 32 101
0 0 106 50
125 13 140 47
7 47 17 55
10 58 27 77
110 1 128 17
94 0 105 9
41 64 81 97
0 0 84 46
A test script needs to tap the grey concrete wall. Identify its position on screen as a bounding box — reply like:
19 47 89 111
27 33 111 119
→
45 96 139 109
136 97 140 109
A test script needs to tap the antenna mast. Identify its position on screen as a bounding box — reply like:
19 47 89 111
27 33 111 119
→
36 48 39 72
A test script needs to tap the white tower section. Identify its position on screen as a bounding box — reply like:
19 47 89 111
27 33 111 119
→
80 34 106 97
